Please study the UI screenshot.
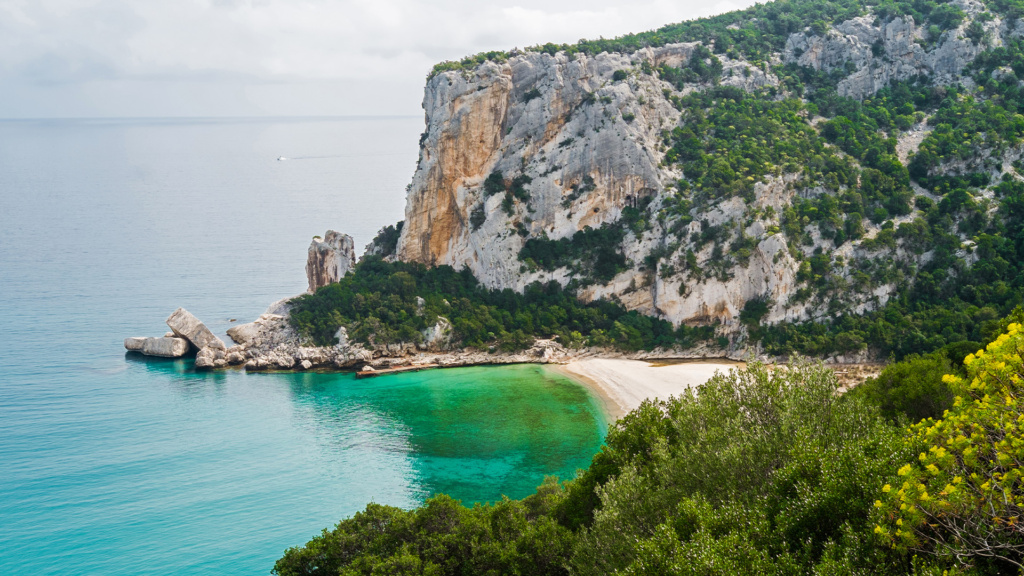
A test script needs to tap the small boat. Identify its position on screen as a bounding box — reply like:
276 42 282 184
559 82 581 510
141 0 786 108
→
277 156 287 161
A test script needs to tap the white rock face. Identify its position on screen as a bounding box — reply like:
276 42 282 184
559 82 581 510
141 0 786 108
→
195 345 226 369
391 6 1000 338
306 231 356 292
124 337 148 351
131 336 191 358
227 314 284 345
166 308 225 350
421 317 454 351
784 0 1002 99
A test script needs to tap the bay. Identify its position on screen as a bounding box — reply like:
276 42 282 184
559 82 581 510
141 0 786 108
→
0 117 607 575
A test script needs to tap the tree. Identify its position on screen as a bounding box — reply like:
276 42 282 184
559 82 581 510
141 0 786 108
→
874 323 1024 570
849 352 957 423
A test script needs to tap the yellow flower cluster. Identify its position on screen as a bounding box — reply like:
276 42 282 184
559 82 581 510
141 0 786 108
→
873 323 1024 553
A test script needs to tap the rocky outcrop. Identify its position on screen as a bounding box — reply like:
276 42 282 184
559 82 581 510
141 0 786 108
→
396 46 691 283
166 308 225 350
227 314 283 346
306 231 356 292
124 336 191 357
420 317 454 351
195 346 226 369
127 308 230 363
390 2 1005 339
784 0 1002 99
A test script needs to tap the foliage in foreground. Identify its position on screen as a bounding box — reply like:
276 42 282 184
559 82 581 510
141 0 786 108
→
271 363 903 575
275 321 1024 575
875 323 1024 571
288 256 713 352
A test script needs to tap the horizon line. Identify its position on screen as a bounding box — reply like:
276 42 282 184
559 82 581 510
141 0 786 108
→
0 114 422 123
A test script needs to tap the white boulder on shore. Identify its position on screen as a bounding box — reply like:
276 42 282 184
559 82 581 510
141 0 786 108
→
226 314 284 346
124 336 191 358
166 307 225 350
125 307 227 361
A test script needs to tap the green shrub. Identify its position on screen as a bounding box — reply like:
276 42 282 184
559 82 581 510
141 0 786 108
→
289 257 711 352
470 205 486 230
848 352 958 423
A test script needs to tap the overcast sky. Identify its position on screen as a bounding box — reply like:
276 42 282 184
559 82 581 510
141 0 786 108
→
0 0 757 118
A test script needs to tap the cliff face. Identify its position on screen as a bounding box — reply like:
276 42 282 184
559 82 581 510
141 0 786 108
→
307 231 356 293
395 0 1014 338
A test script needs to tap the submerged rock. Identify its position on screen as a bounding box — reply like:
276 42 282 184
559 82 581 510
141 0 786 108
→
306 231 356 293
166 308 225 350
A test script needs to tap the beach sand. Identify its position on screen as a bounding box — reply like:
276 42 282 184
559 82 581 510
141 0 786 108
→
554 358 744 420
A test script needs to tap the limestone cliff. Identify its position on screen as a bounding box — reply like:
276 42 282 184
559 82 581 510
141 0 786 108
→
394 0 1016 342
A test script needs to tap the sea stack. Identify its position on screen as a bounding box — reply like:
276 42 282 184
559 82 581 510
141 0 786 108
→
306 230 356 292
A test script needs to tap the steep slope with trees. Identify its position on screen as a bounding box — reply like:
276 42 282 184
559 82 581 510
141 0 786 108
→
370 0 1024 361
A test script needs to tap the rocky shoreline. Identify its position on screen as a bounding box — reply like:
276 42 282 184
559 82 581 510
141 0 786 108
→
125 298 749 374
126 229 877 375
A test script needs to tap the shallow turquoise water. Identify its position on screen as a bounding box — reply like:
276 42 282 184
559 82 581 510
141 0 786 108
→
0 118 607 575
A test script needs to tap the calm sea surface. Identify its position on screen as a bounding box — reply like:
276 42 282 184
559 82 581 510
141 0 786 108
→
0 117 607 575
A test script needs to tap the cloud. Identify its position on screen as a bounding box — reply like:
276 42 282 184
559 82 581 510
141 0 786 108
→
0 0 756 117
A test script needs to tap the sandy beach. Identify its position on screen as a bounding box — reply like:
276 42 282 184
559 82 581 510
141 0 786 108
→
554 358 744 420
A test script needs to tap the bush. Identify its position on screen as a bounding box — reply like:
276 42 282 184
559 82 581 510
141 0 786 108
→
519 225 629 284
848 352 958 423
470 205 486 230
366 222 403 258
875 323 1024 571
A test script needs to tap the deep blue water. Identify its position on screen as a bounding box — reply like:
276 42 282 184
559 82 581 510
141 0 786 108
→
0 118 607 575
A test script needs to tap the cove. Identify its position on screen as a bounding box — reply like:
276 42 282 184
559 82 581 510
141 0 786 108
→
1 357 607 576
0 117 606 575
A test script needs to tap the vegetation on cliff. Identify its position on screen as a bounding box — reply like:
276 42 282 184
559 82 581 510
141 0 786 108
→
414 0 1024 367
289 256 713 352
274 320 1024 575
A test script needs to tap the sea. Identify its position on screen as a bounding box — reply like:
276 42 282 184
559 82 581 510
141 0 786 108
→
0 117 608 575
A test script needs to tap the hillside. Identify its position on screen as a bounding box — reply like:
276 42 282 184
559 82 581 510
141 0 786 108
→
362 0 1024 361
272 2 1024 574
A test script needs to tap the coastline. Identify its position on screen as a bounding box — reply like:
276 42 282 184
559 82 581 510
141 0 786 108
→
553 358 744 421
127 304 884 421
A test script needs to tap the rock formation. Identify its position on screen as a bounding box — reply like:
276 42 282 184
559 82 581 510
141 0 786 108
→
392 0 1012 335
126 308 228 363
306 231 356 292
166 308 225 350
124 336 190 358
783 0 1000 100
226 314 283 346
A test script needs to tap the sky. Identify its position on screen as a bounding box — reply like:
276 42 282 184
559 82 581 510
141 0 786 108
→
0 0 758 118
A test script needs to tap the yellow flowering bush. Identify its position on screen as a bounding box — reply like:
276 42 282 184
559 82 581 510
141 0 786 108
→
874 323 1024 569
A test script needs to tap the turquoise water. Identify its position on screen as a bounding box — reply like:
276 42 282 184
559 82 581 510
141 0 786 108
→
0 118 607 575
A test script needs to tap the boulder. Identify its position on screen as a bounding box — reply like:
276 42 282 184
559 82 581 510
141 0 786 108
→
124 337 147 351
300 360 313 370
195 346 226 369
334 326 349 347
272 353 296 369
421 317 454 351
225 348 247 365
166 308 225 350
226 314 283 346
264 296 296 316
140 337 190 357
306 230 356 292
